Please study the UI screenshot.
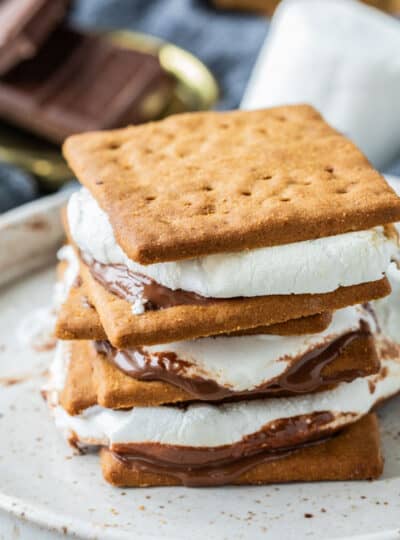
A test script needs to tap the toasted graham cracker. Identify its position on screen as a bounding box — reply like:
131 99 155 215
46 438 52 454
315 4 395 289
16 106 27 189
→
62 333 379 411
91 349 189 410
55 266 333 340
57 274 107 341
63 260 390 348
227 312 333 336
60 341 187 415
59 341 97 414
63 106 400 264
100 414 383 486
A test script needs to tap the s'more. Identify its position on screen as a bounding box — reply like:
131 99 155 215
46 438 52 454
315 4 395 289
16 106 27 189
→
44 105 400 487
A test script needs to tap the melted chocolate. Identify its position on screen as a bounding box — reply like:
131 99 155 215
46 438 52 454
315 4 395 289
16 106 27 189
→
274 320 372 393
110 416 336 487
112 412 334 463
363 302 380 332
82 253 216 311
110 446 301 487
94 320 372 400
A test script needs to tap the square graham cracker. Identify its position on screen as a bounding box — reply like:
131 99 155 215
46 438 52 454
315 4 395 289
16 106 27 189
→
55 265 334 341
100 414 383 486
63 105 400 264
60 259 390 348
61 333 379 412
58 341 97 414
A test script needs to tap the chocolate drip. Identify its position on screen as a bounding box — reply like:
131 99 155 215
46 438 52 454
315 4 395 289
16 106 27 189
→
94 320 372 400
363 302 380 333
112 412 335 463
110 415 336 487
83 253 216 310
275 319 372 393
111 449 291 487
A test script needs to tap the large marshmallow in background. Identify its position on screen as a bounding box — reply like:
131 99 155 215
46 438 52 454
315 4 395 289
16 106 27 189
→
241 0 400 169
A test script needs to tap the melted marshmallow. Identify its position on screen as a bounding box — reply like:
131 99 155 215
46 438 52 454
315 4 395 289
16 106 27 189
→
68 188 397 298
47 343 400 448
143 305 375 391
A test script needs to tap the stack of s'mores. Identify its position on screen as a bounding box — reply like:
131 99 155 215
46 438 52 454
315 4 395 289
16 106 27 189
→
45 105 400 487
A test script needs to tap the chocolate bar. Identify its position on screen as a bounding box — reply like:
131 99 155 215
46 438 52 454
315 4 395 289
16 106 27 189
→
0 26 173 143
0 0 69 75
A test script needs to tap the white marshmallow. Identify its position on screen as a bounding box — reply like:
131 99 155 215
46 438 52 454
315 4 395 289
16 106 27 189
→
68 188 397 299
142 305 375 391
53 245 79 310
241 0 400 169
47 341 400 449
373 262 400 343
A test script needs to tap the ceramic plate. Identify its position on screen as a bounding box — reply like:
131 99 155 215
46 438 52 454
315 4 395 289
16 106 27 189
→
1 181 400 540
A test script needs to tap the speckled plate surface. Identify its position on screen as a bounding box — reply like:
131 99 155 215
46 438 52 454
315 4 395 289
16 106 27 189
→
1 182 400 540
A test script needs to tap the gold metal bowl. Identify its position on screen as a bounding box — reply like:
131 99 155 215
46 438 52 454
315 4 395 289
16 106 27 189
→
0 30 219 189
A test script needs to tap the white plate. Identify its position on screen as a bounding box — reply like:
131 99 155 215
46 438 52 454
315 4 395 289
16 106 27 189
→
1 182 400 540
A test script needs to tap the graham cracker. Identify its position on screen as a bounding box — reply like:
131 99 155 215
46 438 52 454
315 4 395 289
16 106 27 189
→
63 334 379 411
91 349 189 410
69 260 390 347
227 312 333 336
100 414 383 486
63 105 400 264
56 273 107 340
55 266 333 340
59 341 97 415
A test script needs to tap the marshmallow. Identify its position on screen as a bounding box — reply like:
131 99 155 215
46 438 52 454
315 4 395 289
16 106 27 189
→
47 342 400 449
241 0 400 169
68 188 397 298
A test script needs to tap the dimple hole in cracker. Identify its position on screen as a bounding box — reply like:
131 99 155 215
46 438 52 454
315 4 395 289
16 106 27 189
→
199 204 216 215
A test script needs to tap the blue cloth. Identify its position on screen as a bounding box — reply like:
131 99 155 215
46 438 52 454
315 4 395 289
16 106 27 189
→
0 163 37 213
